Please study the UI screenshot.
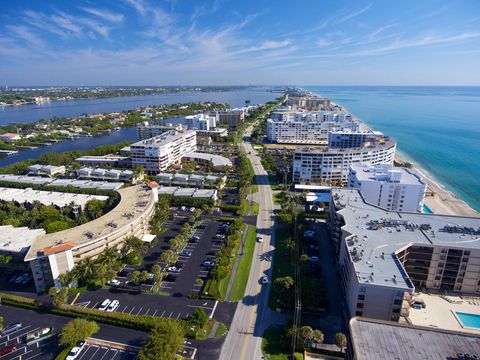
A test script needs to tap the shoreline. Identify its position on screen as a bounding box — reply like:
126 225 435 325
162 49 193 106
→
395 151 479 217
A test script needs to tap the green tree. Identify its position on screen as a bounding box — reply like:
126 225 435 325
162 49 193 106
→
160 250 176 265
137 321 184 360
335 332 347 352
99 246 119 268
0 315 4 330
189 308 208 329
124 235 148 256
45 220 71 233
298 326 314 350
300 254 309 263
84 199 105 220
60 318 99 347
130 270 142 285
313 329 324 345
151 264 162 282
273 276 294 293
48 287 69 307
72 258 96 283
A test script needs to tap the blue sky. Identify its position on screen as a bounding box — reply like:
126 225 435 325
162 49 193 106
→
0 0 479 85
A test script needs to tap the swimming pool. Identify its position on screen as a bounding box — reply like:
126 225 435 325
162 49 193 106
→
455 312 480 329
421 204 433 214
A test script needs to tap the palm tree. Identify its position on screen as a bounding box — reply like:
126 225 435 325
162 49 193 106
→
72 258 96 283
99 246 119 268
123 236 147 256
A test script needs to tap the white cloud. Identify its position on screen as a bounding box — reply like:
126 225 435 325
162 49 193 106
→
338 4 372 23
6 25 44 47
316 39 333 47
80 7 124 23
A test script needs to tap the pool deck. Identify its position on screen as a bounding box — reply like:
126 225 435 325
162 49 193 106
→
409 292 480 334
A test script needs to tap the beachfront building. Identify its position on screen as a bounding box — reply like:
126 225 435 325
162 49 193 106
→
348 163 427 212
25 185 156 292
328 188 480 322
292 136 396 185
130 130 197 174
266 111 362 144
285 95 332 110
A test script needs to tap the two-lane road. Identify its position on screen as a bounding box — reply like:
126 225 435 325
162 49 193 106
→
220 125 276 360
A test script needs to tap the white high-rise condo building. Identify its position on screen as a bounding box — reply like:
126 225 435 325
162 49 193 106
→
293 136 396 185
130 130 197 174
348 163 427 212
185 113 216 130
267 109 364 144
328 188 480 322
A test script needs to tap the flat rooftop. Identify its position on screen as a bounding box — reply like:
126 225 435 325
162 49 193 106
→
183 152 232 167
0 225 45 254
350 163 426 186
333 188 480 289
295 137 396 154
131 129 196 147
49 179 124 191
350 317 480 360
0 187 108 209
0 174 52 185
25 185 154 261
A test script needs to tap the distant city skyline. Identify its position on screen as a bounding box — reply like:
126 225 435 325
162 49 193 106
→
1 0 479 86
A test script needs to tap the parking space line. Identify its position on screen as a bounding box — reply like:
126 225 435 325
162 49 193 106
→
187 304 213 310
152 309 158 316
92 301 99 309
176 312 181 319
161 310 166 317
121 305 128 312
169 311 173 318
129 306 136 314
136 307 143 315
144 308 150 315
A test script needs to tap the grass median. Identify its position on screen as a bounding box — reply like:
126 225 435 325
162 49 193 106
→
229 225 257 301
251 201 259 215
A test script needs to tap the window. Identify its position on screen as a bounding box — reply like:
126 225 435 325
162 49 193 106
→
357 294 365 301
393 299 402 306
356 302 364 309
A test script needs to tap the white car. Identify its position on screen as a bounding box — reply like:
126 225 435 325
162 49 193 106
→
261 275 269 284
107 300 120 312
256 235 263 243
167 266 181 273
189 207 195 212
66 346 82 360
308 256 319 262
107 279 121 286
181 206 187 211
98 299 111 311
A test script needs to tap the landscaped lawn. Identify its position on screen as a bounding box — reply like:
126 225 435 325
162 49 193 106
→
195 319 215 340
262 326 289 360
229 225 257 301
215 322 228 337
268 228 294 309
251 201 259 215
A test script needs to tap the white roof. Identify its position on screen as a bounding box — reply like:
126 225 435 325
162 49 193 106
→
0 225 45 254
49 179 123 190
0 174 52 185
183 152 232 167
295 184 332 191
0 187 108 210
141 234 156 243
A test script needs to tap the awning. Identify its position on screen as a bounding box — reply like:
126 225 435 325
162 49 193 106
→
141 234 156 243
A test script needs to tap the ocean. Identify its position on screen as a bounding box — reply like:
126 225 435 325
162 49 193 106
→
306 86 480 213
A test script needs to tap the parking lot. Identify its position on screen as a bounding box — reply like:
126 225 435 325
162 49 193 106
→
76 343 137 360
0 325 59 360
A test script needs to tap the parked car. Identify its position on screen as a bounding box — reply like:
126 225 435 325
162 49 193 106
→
66 346 82 360
164 274 177 282
308 256 319 262
1 322 22 336
107 300 120 312
181 206 187 211
180 250 192 257
216 234 225 239
98 299 111 311
256 235 264 243
189 207 195 212
107 279 121 287
202 260 215 267
167 266 181 273
261 275 269 284
0 344 17 356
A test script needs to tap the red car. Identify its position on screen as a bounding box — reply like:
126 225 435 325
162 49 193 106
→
0 344 17 356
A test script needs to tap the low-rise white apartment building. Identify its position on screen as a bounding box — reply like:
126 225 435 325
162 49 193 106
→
130 130 197 174
293 136 396 185
348 163 427 212
136 121 183 140
328 188 480 322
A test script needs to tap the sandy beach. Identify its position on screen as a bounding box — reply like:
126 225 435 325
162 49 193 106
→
395 153 479 217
